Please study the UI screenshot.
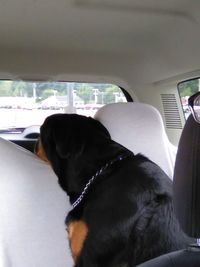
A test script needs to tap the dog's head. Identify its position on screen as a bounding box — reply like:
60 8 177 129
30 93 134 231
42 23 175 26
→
38 113 111 160
35 113 111 195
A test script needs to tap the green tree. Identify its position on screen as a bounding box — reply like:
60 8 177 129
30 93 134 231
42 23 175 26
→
36 82 67 98
11 81 33 97
179 79 199 97
101 85 121 104
41 89 57 99
76 83 93 104
0 81 13 96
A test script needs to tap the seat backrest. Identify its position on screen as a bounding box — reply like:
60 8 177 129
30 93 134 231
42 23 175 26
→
0 138 73 267
173 114 200 237
95 102 176 178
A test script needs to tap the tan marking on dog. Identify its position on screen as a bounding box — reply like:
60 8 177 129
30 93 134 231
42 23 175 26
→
67 220 88 262
35 139 49 163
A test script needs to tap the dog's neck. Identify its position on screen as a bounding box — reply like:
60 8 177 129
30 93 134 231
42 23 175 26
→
59 140 132 204
71 152 133 209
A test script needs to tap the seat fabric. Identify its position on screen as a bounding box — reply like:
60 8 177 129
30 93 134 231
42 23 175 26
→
0 138 73 267
173 114 200 237
95 102 176 179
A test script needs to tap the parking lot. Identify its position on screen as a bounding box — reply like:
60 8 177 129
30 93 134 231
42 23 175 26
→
0 107 98 129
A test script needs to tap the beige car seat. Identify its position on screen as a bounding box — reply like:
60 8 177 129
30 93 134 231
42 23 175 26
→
0 138 73 267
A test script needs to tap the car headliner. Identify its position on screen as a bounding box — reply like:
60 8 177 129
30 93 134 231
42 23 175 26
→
0 0 199 88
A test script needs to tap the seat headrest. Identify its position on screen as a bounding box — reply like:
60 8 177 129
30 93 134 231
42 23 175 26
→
173 114 200 237
95 102 175 178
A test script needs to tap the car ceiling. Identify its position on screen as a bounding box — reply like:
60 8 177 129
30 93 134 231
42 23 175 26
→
0 0 200 87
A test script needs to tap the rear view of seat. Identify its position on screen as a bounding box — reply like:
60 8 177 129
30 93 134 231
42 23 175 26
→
0 138 73 267
95 102 176 179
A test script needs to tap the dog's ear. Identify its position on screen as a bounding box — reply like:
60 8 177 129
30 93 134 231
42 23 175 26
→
54 128 86 159
40 124 84 159
40 114 111 160
54 117 111 159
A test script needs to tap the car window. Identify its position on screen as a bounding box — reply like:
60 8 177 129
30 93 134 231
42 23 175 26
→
0 80 127 132
178 78 200 120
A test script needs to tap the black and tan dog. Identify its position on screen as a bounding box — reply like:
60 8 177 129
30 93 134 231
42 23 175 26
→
35 113 191 267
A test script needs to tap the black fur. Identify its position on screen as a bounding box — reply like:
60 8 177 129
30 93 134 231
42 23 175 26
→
39 113 191 267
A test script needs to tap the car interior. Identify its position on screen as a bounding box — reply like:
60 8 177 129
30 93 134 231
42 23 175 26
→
0 0 200 266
